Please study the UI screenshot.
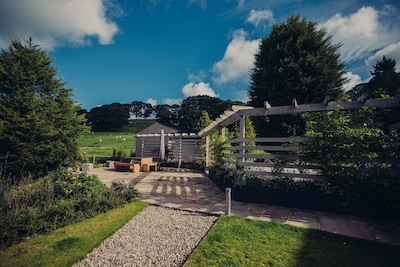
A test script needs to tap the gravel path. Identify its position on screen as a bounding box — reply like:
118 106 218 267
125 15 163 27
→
74 205 218 267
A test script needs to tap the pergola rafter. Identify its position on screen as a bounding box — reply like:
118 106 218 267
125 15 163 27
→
198 95 400 137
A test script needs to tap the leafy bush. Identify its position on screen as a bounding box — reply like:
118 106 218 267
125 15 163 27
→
111 182 139 202
0 169 138 248
301 110 399 197
53 169 106 198
212 167 324 192
209 167 399 221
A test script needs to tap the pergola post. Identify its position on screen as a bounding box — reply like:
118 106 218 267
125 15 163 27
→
239 115 245 163
205 135 210 167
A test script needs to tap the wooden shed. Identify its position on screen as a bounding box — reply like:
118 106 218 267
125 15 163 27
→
135 122 202 164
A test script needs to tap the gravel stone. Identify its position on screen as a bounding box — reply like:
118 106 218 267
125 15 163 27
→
74 205 218 267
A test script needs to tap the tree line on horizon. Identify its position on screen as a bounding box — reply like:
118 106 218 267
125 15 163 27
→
83 96 244 132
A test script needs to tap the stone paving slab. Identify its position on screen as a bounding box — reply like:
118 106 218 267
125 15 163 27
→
287 209 320 229
319 214 374 240
89 167 400 246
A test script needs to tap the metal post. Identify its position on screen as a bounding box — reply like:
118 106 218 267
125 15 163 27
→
225 187 231 215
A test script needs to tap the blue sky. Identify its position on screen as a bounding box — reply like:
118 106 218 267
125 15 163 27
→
0 0 399 110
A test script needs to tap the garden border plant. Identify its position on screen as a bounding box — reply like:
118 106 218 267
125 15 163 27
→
0 168 138 249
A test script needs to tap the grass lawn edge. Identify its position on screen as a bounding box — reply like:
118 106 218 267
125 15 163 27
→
0 200 149 267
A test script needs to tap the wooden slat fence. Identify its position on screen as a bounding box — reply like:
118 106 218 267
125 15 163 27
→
218 136 399 182
219 137 327 181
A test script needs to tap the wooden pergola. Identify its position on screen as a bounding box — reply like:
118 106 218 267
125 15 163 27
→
199 95 400 174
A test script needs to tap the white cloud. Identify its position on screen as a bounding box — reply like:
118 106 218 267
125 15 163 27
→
187 70 207 82
0 0 119 50
321 6 400 62
188 0 207 10
162 98 183 106
182 82 217 97
237 0 246 9
365 41 400 70
342 72 363 92
246 9 274 28
146 98 157 107
212 29 260 84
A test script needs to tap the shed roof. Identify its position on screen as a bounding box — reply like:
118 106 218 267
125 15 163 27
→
136 121 198 136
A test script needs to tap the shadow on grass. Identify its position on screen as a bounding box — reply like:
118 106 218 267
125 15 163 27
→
185 216 400 267
53 237 81 252
294 229 400 267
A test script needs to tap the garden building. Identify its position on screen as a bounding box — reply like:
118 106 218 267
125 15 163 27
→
135 122 202 166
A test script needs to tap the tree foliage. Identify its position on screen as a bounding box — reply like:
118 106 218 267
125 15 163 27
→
154 104 179 125
302 110 398 197
0 39 88 181
197 110 212 131
86 103 130 132
347 56 400 133
130 101 153 119
348 56 400 101
228 116 256 140
152 96 242 130
248 15 346 136
364 56 400 99
178 95 234 129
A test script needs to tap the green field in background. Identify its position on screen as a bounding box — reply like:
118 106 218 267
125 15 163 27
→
78 120 155 159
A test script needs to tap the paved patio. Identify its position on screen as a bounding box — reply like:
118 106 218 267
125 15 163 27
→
89 167 400 246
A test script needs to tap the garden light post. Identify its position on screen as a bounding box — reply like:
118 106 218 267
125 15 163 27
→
225 187 231 215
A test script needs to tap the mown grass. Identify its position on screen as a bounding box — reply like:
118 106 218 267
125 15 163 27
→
79 120 155 158
0 201 148 267
185 216 400 267
2 205 399 267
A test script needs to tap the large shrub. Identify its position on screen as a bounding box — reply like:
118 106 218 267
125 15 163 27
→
302 109 399 197
0 170 138 248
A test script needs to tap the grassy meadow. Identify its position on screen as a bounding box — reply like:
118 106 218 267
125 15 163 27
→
78 119 155 159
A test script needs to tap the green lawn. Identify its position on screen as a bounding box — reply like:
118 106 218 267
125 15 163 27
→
2 208 398 267
185 216 400 267
79 120 155 159
0 201 148 267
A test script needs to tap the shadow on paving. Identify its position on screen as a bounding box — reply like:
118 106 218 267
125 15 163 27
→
89 167 400 247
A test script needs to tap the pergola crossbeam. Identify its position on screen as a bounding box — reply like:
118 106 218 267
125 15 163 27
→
198 96 400 137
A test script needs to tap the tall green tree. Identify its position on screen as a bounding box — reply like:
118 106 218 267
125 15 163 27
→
130 101 145 119
347 56 400 132
143 103 154 119
364 56 400 98
197 110 212 131
248 15 346 136
0 39 88 181
348 56 400 101
86 103 130 132
154 104 179 125
178 96 232 129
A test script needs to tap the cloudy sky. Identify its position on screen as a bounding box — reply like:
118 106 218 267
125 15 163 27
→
0 0 399 109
